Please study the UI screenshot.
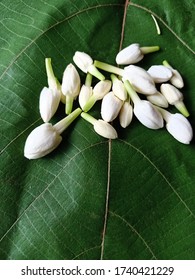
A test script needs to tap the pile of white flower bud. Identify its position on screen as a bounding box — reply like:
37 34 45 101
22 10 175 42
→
24 43 193 159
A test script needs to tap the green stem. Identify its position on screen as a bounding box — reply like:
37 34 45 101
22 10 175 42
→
123 80 140 104
65 96 74 115
88 64 105 81
85 73 93 87
175 101 190 117
94 60 124 76
82 95 97 112
162 60 172 68
110 73 118 83
53 108 82 134
140 46 160 54
81 112 96 125
154 106 171 122
45 58 57 89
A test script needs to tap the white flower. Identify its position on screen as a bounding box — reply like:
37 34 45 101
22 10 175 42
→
101 91 123 122
146 91 169 108
61 63 80 98
119 101 133 128
160 83 189 117
166 114 193 144
78 85 93 110
24 123 62 159
61 63 81 114
83 80 111 112
116 43 144 64
123 65 157 95
163 60 184 88
94 119 118 139
157 107 193 144
39 87 61 122
73 51 105 80
111 74 127 101
147 65 173 83
116 43 160 65
133 100 164 129
123 80 163 129
81 112 118 139
24 108 82 159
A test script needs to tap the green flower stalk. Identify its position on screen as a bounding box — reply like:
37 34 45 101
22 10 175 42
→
81 112 118 139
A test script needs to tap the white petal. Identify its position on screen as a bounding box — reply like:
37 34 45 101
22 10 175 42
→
119 102 133 128
93 80 112 100
94 120 118 139
39 87 61 122
101 92 123 122
170 68 184 88
134 100 164 129
123 65 157 95
78 85 93 110
24 123 62 159
116 43 143 65
112 79 127 101
73 51 93 73
61 63 80 97
146 91 169 108
147 65 173 83
166 113 193 144
160 83 183 104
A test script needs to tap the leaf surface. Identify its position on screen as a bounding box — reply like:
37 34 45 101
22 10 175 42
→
0 0 195 259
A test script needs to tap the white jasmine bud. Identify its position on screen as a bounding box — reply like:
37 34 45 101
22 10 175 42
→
163 60 184 88
83 80 111 112
157 107 193 144
73 51 105 80
146 91 169 108
123 65 157 95
160 83 189 117
147 65 173 83
116 43 160 65
41 58 61 121
111 74 127 101
78 85 93 110
119 101 133 128
61 63 81 114
39 87 61 122
101 92 123 122
24 108 82 159
81 112 118 139
124 80 163 129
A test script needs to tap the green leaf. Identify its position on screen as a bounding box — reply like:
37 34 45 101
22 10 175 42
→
0 0 195 260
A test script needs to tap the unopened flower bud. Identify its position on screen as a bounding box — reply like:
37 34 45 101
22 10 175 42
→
62 63 81 114
124 80 163 129
83 80 111 112
78 85 93 110
24 123 62 159
163 60 184 88
157 107 193 144
119 101 133 128
111 74 127 101
73 51 105 80
147 65 173 83
101 92 123 122
24 108 82 159
81 112 118 139
123 65 157 95
39 87 61 122
146 91 169 108
160 83 189 117
116 43 159 65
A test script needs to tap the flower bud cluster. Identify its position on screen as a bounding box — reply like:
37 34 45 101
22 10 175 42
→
24 42 193 160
